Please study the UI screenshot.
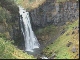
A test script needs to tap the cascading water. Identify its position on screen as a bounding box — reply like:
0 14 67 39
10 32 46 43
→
19 6 40 52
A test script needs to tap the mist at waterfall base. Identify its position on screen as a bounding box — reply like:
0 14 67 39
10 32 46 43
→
19 6 40 55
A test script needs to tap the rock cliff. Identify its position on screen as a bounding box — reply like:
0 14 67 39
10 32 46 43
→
30 0 79 30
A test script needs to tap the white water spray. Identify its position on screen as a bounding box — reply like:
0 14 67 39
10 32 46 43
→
19 6 40 52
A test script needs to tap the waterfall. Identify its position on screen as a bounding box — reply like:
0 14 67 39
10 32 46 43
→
19 6 40 52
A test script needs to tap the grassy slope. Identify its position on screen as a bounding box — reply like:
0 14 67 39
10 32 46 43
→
43 19 79 59
14 0 46 10
0 35 35 59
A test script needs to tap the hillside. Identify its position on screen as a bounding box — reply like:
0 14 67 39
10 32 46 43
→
0 34 35 59
42 19 79 59
0 0 79 59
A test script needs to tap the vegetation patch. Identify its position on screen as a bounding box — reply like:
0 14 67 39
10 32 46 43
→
35 24 60 43
43 19 79 59
0 33 35 59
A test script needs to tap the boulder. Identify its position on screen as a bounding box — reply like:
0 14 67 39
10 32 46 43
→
71 46 77 53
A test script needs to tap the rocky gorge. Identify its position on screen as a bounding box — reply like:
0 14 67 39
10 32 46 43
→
0 0 79 59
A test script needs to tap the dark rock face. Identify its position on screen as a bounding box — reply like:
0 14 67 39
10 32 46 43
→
11 14 25 49
30 0 79 30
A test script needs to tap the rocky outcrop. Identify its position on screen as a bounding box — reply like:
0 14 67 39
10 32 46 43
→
30 0 79 30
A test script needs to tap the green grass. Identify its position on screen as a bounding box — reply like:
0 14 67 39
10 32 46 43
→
43 19 79 59
0 33 35 59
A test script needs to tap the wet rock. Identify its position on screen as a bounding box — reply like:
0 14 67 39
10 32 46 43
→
66 42 72 47
71 46 77 53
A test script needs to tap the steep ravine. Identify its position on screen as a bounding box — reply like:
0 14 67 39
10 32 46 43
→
14 0 79 58
0 0 79 59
